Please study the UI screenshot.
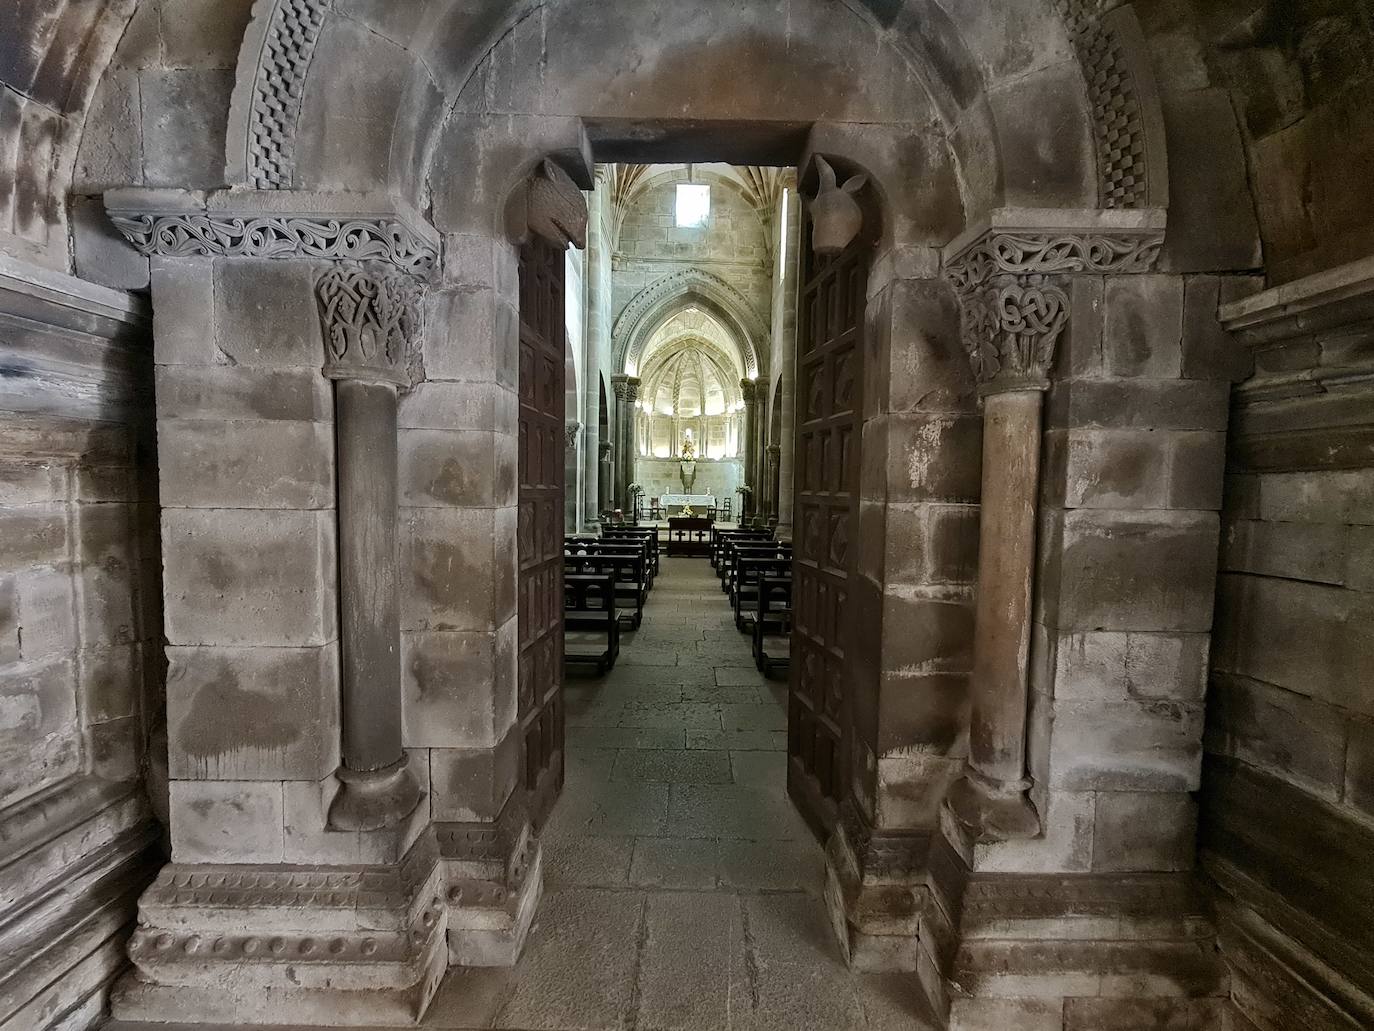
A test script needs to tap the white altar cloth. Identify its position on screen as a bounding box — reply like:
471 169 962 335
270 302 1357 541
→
659 493 717 510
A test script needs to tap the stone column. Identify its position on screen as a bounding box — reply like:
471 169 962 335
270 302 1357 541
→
945 275 1068 842
598 441 613 515
765 443 782 523
564 421 582 532
611 374 640 510
740 378 759 518
316 264 425 832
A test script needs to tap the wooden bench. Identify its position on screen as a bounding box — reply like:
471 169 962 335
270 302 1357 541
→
712 527 772 574
732 554 793 631
601 527 660 576
752 575 792 679
721 539 787 594
564 546 649 628
564 572 619 673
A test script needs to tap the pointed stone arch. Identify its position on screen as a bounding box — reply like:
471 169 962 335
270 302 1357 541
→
613 268 766 382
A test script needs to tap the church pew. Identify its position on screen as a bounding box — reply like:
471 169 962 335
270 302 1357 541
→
564 548 648 628
753 575 792 679
564 572 619 673
732 555 793 632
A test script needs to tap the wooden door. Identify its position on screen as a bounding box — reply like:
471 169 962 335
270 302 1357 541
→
517 235 566 828
787 218 867 838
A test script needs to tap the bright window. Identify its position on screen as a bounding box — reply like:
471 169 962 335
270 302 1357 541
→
675 183 710 228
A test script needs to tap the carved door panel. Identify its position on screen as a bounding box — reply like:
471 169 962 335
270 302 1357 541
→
517 235 566 828
787 217 867 838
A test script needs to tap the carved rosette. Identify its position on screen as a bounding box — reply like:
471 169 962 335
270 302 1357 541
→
315 265 424 388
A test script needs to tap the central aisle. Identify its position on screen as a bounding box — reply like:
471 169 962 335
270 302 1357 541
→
426 557 936 1030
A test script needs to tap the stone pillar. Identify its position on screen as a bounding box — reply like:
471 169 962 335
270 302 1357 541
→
740 378 759 518
775 189 801 542
945 276 1068 842
564 421 582 532
611 374 640 510
765 443 782 524
103 190 448 1026
316 265 425 832
598 441 613 515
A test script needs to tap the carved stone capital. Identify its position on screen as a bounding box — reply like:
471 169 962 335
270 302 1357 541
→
611 375 641 404
599 441 614 459
104 189 441 277
316 264 425 388
739 378 758 404
960 274 1070 394
565 421 583 451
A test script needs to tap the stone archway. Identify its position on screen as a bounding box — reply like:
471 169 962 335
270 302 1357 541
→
614 268 767 381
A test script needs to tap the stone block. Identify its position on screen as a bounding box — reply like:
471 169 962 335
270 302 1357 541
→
401 622 517 749
158 419 334 509
214 259 323 367
169 779 285 864
1050 699 1205 792
865 277 976 416
81 643 142 723
877 671 969 754
401 506 515 632
139 70 233 187
1049 631 1209 703
1102 276 1185 379
424 285 520 388
1092 792 1197 872
1064 998 1232 1030
1203 674 1347 802
874 752 965 828
1220 519 1348 585
72 69 142 193
1344 717 1374 823
398 428 516 508
161 508 336 647
14 568 76 660
155 365 332 423
1182 276 1253 382
1159 89 1264 274
867 413 983 504
1044 429 1169 510
976 789 1097 874
1212 574 1374 717
1047 379 1229 432
430 729 520 822
1167 432 1226 511
988 61 1096 208
0 504 67 566
150 258 218 366
1060 276 1106 379
879 592 974 675
399 380 518 435
159 0 255 69
1039 509 1220 632
1258 469 1374 526
950 997 1063 1031
165 645 339 781
72 195 150 291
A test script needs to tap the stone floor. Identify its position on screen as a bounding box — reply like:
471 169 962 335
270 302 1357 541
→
421 557 936 1030
107 558 937 1031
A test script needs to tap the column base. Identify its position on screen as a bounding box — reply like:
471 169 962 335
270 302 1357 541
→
822 806 933 974
437 803 542 967
930 824 1227 1031
111 835 446 1027
329 756 425 832
945 768 1041 844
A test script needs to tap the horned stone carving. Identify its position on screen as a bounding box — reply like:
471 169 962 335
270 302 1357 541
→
809 156 867 255
508 159 588 249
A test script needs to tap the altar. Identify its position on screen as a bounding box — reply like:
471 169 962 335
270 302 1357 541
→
658 493 716 514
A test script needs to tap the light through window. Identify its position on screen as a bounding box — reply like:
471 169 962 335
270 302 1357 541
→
675 183 710 228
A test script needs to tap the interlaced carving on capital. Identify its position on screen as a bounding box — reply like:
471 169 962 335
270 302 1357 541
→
946 231 1163 295
612 377 641 404
316 265 424 387
962 274 1069 392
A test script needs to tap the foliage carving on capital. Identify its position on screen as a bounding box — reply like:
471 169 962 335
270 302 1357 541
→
316 265 425 387
945 230 1162 296
612 376 641 404
108 211 440 277
565 422 583 451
